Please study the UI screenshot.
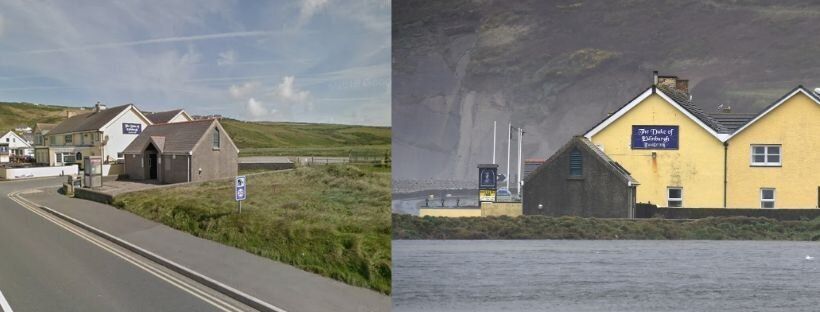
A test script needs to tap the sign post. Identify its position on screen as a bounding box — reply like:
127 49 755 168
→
235 176 247 213
477 164 499 203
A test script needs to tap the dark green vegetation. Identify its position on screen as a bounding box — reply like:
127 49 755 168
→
0 102 84 130
114 165 391 294
221 119 390 157
393 214 820 240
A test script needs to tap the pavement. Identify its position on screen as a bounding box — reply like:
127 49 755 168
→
0 177 390 312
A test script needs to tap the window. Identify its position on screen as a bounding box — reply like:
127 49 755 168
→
212 128 220 149
668 187 683 207
5 138 8 142
64 134 73 144
117 152 123 159
761 188 775 208
751 145 781 166
569 149 582 176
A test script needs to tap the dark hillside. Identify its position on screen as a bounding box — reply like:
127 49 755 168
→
393 0 820 182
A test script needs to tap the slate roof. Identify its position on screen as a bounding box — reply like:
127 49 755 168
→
525 136 639 186
708 112 758 133
145 109 184 124
122 119 217 154
656 85 731 134
49 104 133 135
34 123 57 133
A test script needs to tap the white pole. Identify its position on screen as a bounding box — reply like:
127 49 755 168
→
492 121 496 164
517 128 523 197
506 123 511 190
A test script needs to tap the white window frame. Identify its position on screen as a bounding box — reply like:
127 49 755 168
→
667 187 683 208
761 188 775 209
751 144 781 166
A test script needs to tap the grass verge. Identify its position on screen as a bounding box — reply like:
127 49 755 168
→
113 165 392 294
393 214 820 240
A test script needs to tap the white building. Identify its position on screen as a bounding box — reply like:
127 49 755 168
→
34 103 194 168
0 131 33 157
35 103 153 166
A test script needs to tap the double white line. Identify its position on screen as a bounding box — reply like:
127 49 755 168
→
0 289 12 312
8 190 251 312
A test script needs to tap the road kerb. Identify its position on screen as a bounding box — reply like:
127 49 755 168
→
15 193 287 312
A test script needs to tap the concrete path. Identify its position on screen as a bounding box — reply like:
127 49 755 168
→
18 180 390 312
0 177 243 311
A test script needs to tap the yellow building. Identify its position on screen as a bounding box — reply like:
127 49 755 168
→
584 73 819 208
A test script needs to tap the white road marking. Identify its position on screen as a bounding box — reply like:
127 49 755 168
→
0 289 13 312
7 191 249 312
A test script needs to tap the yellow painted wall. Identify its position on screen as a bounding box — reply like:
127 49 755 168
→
727 92 820 208
590 94 725 207
418 208 482 217
480 202 522 217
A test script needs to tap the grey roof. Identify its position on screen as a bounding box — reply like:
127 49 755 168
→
122 119 216 154
656 85 731 134
708 112 758 133
49 104 133 135
525 136 639 186
145 109 184 124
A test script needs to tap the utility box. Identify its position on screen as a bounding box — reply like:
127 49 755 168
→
83 156 103 188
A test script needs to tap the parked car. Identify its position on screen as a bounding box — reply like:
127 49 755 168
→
496 188 513 202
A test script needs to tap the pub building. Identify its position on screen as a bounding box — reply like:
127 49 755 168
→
526 72 820 210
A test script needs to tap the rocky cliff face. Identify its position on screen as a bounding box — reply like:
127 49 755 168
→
393 0 820 184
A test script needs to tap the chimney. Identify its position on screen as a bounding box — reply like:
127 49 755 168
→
94 101 107 112
657 75 678 90
652 71 658 85
675 79 689 93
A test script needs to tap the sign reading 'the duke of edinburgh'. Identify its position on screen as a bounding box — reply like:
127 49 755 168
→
631 125 679 149
122 123 142 134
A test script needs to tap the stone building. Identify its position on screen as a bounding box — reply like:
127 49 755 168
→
122 119 238 184
523 136 639 218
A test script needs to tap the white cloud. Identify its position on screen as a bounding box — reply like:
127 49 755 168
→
272 76 310 103
246 97 278 120
217 49 235 66
299 0 329 25
229 81 260 99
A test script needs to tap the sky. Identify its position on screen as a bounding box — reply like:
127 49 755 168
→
0 0 390 126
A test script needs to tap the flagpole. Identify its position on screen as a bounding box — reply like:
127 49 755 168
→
492 121 496 164
517 127 523 197
506 123 511 190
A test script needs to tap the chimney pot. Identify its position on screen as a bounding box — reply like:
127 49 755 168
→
653 71 658 85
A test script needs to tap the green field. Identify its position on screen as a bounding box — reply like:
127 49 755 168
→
221 119 391 157
0 101 84 131
113 165 392 294
393 214 820 241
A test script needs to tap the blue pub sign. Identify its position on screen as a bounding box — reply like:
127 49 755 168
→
631 125 679 149
122 123 142 134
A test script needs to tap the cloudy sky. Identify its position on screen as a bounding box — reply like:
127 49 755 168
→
0 0 390 126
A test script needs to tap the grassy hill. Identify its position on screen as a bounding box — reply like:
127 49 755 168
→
220 119 391 157
0 102 391 157
0 102 84 131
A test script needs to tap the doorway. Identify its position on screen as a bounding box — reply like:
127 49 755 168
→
148 153 157 179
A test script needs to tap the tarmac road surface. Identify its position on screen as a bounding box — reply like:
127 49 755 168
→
0 177 253 312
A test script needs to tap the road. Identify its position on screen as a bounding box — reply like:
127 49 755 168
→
0 177 253 312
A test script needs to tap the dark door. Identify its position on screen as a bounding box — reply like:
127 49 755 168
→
149 154 157 179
